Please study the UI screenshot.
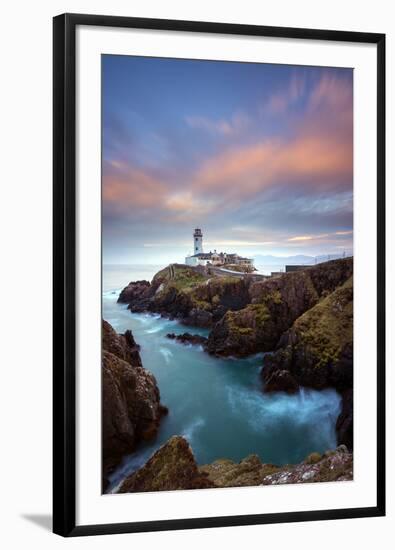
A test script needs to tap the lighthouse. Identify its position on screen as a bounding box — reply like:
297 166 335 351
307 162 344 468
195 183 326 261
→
193 228 203 254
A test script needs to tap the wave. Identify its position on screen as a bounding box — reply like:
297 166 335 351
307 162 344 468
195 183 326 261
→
182 417 205 443
102 288 122 300
145 325 163 334
227 385 341 436
159 347 173 364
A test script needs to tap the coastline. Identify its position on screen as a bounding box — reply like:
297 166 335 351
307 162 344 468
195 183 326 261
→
102 258 353 492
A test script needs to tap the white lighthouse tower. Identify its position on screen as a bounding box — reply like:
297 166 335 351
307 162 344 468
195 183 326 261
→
193 228 203 255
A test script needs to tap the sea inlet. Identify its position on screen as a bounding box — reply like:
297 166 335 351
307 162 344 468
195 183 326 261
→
103 265 341 492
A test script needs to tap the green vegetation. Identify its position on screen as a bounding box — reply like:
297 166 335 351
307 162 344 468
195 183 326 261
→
153 264 206 291
293 276 353 369
249 303 271 328
225 310 254 336
199 455 280 487
258 289 282 306
304 452 322 465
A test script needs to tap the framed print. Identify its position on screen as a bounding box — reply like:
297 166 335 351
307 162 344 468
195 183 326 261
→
53 13 386 537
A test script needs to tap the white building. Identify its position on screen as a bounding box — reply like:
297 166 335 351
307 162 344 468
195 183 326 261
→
185 228 254 269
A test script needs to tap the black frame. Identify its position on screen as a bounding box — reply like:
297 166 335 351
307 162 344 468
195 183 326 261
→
53 13 386 537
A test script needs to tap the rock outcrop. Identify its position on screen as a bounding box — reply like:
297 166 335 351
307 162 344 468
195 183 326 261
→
201 446 353 486
102 318 142 367
167 332 208 347
102 320 167 484
259 445 353 485
117 436 214 492
336 389 353 450
117 280 150 305
261 276 353 392
207 258 352 357
118 264 252 327
199 454 279 487
117 436 353 492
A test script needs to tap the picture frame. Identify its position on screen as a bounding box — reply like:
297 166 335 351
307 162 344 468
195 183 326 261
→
53 12 386 537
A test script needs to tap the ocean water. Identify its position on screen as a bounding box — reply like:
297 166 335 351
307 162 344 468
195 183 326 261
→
103 265 341 491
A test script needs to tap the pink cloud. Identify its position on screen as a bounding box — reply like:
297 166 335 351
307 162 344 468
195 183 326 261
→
193 132 352 198
192 73 352 200
103 165 168 214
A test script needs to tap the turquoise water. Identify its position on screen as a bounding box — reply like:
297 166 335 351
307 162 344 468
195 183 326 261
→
103 265 341 491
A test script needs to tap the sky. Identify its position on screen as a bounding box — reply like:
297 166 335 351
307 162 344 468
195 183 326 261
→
102 55 353 265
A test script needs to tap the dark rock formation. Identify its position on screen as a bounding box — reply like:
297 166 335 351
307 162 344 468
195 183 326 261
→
261 276 353 392
259 445 353 485
200 446 352 487
117 436 353 492
167 332 208 346
336 389 353 450
182 308 213 328
263 366 299 394
102 320 167 485
117 280 151 305
118 264 252 328
102 319 142 367
199 454 279 487
117 436 214 492
207 258 353 357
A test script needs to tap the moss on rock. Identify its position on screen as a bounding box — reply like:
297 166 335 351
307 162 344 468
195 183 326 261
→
118 436 214 492
116 435 353 492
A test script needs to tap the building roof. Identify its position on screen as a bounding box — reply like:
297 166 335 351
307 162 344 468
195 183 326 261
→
189 252 253 261
191 253 212 259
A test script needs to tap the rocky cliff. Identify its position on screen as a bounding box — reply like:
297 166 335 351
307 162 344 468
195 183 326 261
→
118 264 252 327
117 436 214 492
259 274 353 449
262 276 353 392
117 436 352 493
207 258 352 357
102 320 167 486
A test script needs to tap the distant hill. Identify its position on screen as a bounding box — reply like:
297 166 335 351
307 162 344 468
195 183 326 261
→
252 253 352 265
252 254 314 265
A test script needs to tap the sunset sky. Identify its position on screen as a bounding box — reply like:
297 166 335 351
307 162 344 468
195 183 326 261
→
102 55 353 265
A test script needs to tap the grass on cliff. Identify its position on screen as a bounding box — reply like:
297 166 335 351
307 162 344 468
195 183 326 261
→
293 276 353 368
154 264 206 291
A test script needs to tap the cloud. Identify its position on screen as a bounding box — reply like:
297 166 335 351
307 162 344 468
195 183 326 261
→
204 240 275 247
288 233 329 242
285 230 353 250
192 133 352 199
190 72 352 202
262 71 306 115
103 163 168 215
103 68 353 261
164 192 217 221
185 112 249 136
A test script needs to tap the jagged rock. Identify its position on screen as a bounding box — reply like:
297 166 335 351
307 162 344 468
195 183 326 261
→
199 455 279 487
102 320 166 482
117 436 214 492
117 280 151 304
336 389 353 450
261 276 353 392
118 264 251 328
200 446 352 487
182 308 213 328
102 319 142 367
207 258 352 357
260 445 353 485
166 332 208 346
117 435 353 492
263 367 299 394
